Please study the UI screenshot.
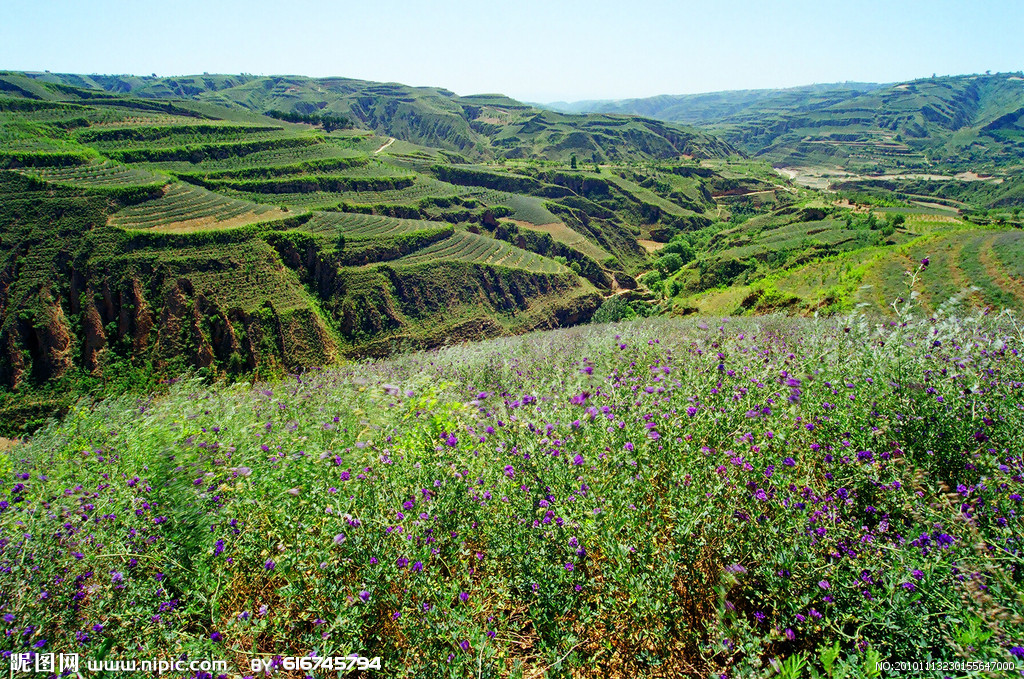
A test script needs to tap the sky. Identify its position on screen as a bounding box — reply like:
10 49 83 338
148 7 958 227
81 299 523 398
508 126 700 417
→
2 0 1021 102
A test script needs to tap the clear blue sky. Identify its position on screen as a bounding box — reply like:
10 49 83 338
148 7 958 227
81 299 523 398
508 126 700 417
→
2 0 1021 102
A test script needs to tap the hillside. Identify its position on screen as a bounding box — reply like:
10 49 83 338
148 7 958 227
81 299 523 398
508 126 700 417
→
2 71 736 162
3 71 1024 435
0 75 760 431
551 73 1024 174
546 82 884 121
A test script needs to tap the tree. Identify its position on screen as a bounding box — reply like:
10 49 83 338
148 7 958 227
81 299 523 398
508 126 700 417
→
663 239 695 264
657 253 685 274
570 154 577 170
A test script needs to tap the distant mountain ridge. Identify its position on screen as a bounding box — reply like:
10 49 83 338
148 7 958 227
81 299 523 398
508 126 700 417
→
544 74 1024 172
543 82 885 121
5 71 737 163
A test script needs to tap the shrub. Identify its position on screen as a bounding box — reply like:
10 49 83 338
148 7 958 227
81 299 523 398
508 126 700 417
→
591 294 636 323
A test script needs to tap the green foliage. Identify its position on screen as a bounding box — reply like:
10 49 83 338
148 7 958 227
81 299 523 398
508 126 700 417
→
105 135 322 163
182 173 415 194
0 150 94 167
656 252 685 273
431 165 571 198
76 123 283 143
172 156 369 181
639 270 662 288
591 294 637 323
264 109 351 131
662 237 695 263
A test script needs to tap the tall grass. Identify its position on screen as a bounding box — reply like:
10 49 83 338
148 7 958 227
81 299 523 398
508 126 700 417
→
2 300 1023 677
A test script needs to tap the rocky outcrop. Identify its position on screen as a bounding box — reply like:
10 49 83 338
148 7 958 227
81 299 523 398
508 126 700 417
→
81 297 107 374
34 294 74 381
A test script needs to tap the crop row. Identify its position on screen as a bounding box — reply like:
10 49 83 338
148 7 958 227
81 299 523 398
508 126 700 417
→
831 229 1024 314
399 230 566 273
172 156 372 181
135 140 365 173
108 182 280 229
306 211 436 238
221 176 473 209
85 130 291 152
184 174 416 195
22 159 162 186
718 219 877 260
76 123 284 143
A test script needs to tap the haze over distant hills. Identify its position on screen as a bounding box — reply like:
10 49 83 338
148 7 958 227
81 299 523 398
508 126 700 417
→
545 73 1024 172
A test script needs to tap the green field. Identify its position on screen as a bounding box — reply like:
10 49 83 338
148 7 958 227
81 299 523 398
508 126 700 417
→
399 229 567 272
18 158 164 186
108 182 287 231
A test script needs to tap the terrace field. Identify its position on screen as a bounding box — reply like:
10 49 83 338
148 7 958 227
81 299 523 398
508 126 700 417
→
1 69 1024 442
556 73 1024 176
108 182 289 231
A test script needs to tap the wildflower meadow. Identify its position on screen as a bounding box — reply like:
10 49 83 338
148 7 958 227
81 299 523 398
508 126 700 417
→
2 295 1024 677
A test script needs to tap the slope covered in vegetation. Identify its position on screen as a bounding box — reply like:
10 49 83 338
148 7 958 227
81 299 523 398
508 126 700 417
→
553 73 1024 175
2 71 736 163
2 311 1022 676
3 71 1024 438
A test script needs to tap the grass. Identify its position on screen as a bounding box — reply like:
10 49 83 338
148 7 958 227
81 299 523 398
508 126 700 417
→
461 188 558 225
511 220 612 262
307 211 440 239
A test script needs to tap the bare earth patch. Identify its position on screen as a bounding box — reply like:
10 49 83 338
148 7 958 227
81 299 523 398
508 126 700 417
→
638 239 665 253
145 209 289 233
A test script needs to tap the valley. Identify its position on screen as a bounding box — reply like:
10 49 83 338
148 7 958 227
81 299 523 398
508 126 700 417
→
1 70 1023 434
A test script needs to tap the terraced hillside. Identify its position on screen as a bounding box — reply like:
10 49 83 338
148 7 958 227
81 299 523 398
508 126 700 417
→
0 78 762 429
107 182 289 231
0 89 632 423
4 71 737 162
653 201 1024 319
4 70 1024 435
553 73 1024 175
